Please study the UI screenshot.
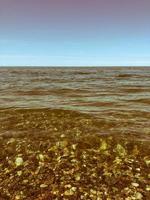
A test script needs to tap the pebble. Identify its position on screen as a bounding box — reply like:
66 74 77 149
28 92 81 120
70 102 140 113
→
115 144 126 157
60 134 65 138
15 157 24 167
7 138 16 144
72 144 77 150
57 140 68 148
99 140 107 151
40 184 48 188
23 180 28 184
17 171 22 176
90 189 97 194
71 187 77 192
15 195 21 200
75 174 81 181
64 184 71 188
38 154 44 162
64 189 74 196
136 168 141 172
135 192 143 199
145 159 150 165
131 182 139 187
146 185 150 191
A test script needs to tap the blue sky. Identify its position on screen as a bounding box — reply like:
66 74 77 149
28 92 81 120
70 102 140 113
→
0 0 150 66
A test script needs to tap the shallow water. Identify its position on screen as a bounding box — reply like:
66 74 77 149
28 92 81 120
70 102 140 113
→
0 67 150 199
0 67 150 141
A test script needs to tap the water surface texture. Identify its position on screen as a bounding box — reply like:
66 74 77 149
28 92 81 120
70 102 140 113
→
0 67 150 109
0 67 150 199
0 67 150 140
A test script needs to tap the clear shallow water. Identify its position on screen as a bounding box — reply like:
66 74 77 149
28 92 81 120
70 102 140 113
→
0 67 150 140
0 67 150 199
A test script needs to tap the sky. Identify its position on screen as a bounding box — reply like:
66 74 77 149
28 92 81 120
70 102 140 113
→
0 0 150 66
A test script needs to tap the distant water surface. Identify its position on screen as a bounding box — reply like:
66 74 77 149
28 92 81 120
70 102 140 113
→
0 67 150 140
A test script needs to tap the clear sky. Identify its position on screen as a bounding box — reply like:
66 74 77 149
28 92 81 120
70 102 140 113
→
0 0 150 66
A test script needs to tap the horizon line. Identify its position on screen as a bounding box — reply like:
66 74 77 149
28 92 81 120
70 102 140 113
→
0 65 150 68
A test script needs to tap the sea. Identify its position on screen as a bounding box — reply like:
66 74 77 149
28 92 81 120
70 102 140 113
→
0 67 150 199
0 67 150 141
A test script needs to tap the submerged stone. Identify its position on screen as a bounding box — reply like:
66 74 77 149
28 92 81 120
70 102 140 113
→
144 158 150 166
146 185 150 191
64 189 74 196
17 171 22 176
99 140 108 151
131 182 139 187
135 192 143 199
115 144 126 157
40 184 48 188
37 154 45 162
15 157 24 167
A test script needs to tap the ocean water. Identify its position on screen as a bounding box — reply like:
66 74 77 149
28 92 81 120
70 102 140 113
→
0 67 150 141
0 67 150 199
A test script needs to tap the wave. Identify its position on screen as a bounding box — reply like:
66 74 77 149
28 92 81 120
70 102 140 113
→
0 107 150 142
126 98 150 105
14 88 89 96
120 87 150 93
